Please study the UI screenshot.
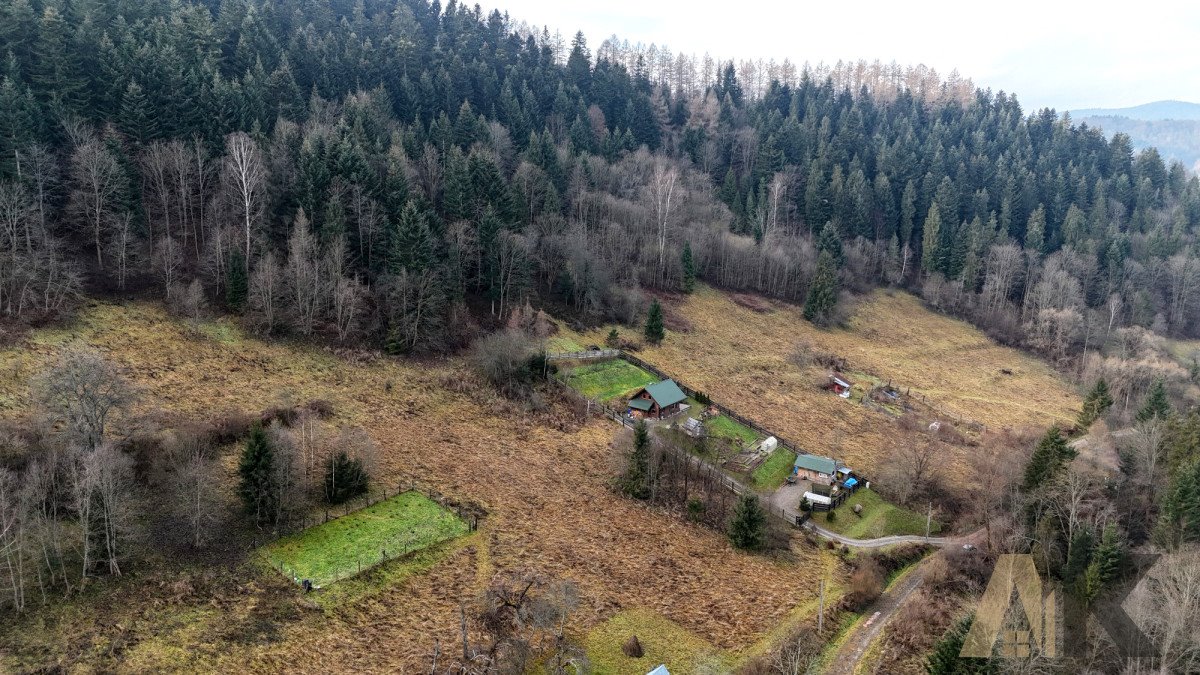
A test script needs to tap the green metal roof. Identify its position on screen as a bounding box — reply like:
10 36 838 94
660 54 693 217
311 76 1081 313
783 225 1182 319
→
628 398 654 411
644 379 687 407
793 454 837 475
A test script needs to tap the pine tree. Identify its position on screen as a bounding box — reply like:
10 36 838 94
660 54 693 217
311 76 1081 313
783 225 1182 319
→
226 250 249 311
622 420 651 499
728 493 766 551
644 299 665 345
1136 379 1171 423
921 203 942 274
1022 426 1074 491
323 451 370 504
238 424 277 526
681 242 696 293
804 251 839 325
1077 378 1114 429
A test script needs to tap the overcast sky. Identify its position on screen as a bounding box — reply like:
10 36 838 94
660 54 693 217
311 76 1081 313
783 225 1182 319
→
485 0 1200 113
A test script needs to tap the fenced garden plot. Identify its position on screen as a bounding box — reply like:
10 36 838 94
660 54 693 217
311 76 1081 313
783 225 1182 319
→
562 359 658 402
809 488 939 539
262 491 469 586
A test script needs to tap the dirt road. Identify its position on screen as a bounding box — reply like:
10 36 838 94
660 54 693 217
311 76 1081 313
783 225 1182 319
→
821 560 930 675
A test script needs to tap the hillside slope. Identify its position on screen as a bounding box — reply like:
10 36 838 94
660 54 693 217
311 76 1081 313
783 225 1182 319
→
0 303 835 672
560 287 1079 483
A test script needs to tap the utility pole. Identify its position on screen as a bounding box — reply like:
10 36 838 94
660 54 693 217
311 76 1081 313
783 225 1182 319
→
817 579 826 633
925 501 932 538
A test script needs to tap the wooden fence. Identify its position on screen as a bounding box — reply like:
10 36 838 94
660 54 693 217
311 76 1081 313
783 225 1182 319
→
546 349 621 362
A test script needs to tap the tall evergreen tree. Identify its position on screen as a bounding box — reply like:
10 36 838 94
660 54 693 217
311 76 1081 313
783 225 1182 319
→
728 493 766 551
238 424 277 526
1022 426 1074 491
921 203 942 274
226 251 249 311
681 242 696 293
804 251 839 325
1136 379 1171 424
622 420 651 499
644 299 665 345
1077 378 1114 429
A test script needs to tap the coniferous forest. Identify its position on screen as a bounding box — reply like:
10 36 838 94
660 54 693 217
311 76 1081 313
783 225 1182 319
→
1 0 1199 374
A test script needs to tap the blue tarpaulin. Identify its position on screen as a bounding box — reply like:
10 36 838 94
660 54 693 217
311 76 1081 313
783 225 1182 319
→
844 477 858 488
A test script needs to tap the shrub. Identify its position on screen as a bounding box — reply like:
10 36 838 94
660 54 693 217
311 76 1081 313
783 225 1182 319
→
471 329 554 397
844 558 883 610
826 509 837 522
324 451 370 505
687 498 706 522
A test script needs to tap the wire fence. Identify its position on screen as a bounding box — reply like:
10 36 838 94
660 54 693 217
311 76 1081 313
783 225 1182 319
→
253 477 482 587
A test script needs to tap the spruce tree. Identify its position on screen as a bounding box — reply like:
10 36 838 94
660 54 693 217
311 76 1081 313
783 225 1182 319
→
1077 378 1114 429
925 614 996 674
1136 379 1171 423
921 203 942 274
1022 426 1074 491
622 420 651 499
1082 523 1126 605
728 493 766 551
681 242 696 293
1063 526 1094 590
1156 459 1200 547
816 221 843 266
323 451 370 504
238 424 277 526
226 250 249 311
804 251 839 325
644 300 665 345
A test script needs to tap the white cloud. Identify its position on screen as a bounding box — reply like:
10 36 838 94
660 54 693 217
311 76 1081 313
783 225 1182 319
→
484 0 1200 112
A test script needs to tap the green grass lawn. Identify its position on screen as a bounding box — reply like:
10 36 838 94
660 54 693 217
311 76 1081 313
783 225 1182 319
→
262 491 468 586
751 448 798 490
564 359 659 402
584 609 732 674
704 414 760 446
812 488 940 539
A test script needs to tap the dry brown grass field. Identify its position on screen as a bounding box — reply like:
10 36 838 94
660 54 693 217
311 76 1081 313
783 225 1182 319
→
0 302 839 673
560 286 1080 487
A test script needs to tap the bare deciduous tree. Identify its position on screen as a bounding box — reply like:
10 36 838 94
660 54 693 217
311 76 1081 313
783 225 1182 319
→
249 252 283 333
35 349 133 451
221 132 267 269
68 136 125 267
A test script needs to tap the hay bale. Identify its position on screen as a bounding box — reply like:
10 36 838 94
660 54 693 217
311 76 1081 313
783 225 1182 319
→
622 635 644 658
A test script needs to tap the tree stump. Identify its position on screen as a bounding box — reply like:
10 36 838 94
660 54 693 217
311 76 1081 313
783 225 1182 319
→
622 635 644 658
853 503 863 515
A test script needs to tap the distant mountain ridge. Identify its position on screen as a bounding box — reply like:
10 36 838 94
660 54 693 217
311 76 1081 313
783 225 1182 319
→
1069 100 1200 121
1067 100 1200 171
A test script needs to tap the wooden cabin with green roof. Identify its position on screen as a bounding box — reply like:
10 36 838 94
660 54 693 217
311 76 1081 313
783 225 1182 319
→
628 379 688 419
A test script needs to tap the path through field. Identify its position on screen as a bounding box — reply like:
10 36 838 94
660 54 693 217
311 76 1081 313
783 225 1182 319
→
822 560 931 675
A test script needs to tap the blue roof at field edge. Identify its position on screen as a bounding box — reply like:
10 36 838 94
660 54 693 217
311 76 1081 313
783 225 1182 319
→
643 379 687 407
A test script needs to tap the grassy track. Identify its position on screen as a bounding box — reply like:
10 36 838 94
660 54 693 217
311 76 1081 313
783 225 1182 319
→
263 491 468 585
564 359 659 402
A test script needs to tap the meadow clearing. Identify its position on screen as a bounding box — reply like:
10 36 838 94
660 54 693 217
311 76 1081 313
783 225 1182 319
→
558 286 1081 487
0 301 841 673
